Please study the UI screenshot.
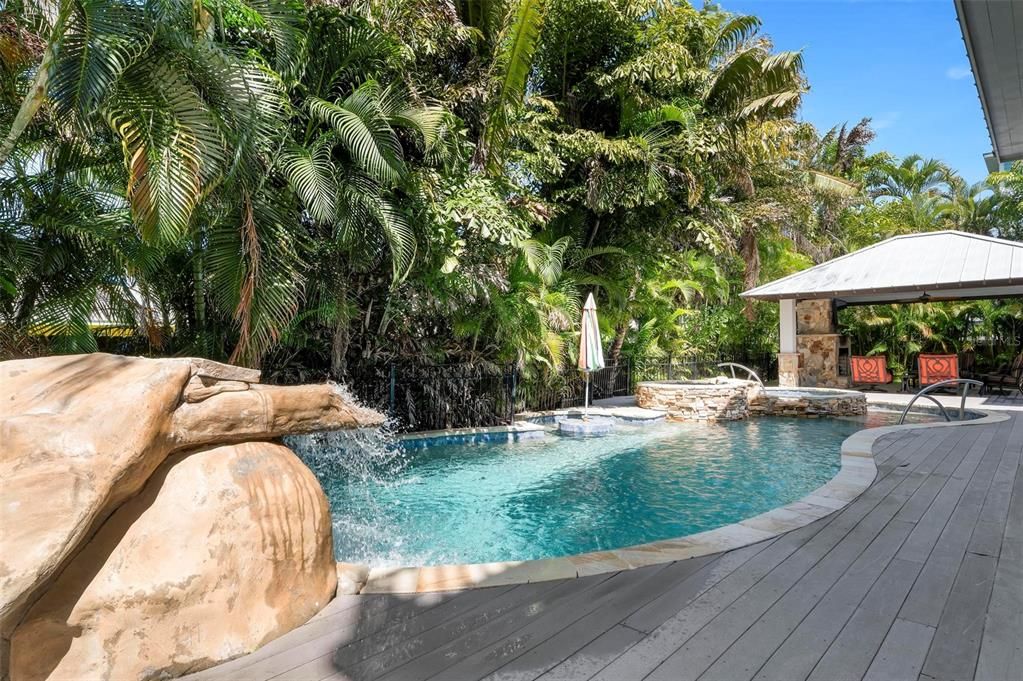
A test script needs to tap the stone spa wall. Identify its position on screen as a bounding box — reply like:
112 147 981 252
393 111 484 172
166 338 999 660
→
635 378 753 421
636 379 867 421
748 387 867 418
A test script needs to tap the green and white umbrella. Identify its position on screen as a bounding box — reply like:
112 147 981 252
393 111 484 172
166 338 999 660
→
578 292 604 416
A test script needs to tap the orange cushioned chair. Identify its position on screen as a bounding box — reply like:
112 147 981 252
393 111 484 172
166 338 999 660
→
850 355 893 389
918 354 958 388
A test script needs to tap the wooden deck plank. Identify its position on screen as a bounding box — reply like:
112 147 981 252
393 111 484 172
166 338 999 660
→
898 426 1008 627
640 494 916 681
861 617 935 681
895 428 994 565
621 535 795 634
804 558 923 681
263 585 525 681
587 526 827 681
975 462 1023 681
190 592 472 680
535 625 644 681
370 572 620 681
325 578 581 681
733 523 918 681
475 554 732 681
452 557 719 681
920 551 998 681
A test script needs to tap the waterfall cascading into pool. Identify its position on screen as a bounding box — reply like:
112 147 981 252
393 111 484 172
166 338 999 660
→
284 414 425 566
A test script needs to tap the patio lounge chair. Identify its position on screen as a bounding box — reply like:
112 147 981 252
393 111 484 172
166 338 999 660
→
850 355 893 390
918 354 959 389
981 352 1023 395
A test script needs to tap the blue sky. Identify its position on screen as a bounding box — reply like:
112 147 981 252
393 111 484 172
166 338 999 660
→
721 0 993 183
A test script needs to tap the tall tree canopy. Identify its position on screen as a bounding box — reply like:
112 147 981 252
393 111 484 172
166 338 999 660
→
2 0 1020 378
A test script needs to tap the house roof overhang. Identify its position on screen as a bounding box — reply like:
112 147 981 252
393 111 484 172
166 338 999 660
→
955 0 1023 164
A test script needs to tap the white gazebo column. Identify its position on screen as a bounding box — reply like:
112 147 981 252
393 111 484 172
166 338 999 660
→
777 298 799 387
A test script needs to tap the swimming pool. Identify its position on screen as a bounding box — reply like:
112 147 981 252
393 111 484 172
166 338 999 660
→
292 408 943 568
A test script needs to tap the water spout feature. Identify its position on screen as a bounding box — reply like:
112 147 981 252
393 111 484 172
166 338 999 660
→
284 402 432 566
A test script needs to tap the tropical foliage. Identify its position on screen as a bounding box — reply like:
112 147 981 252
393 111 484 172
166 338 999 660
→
1 0 1020 381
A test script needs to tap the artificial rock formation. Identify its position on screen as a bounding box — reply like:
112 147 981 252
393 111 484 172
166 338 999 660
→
0 353 384 680
10 442 336 681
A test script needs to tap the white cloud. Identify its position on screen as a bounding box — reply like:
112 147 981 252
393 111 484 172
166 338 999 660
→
873 111 901 130
946 65 972 80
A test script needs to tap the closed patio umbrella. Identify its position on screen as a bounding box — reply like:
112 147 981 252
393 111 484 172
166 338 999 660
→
578 292 605 417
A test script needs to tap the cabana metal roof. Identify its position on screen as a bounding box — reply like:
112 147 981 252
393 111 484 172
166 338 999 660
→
955 0 1023 164
741 231 1023 305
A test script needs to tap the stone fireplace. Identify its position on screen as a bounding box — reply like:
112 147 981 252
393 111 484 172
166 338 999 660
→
794 299 849 388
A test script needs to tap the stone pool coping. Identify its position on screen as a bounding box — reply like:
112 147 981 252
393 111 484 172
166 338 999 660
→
336 409 1010 595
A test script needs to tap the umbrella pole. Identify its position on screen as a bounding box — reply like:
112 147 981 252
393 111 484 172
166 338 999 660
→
584 372 590 419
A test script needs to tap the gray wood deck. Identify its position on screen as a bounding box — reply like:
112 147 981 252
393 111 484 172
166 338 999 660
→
189 411 1023 681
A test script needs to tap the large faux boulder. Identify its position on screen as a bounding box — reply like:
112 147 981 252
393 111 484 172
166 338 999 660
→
0 353 384 680
10 442 336 681
0 354 193 639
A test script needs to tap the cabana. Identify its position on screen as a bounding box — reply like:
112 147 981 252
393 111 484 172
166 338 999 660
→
741 231 1023 388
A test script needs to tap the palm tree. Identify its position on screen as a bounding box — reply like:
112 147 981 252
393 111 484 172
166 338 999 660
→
1 0 310 365
471 0 546 173
700 14 806 130
946 178 999 235
487 237 580 369
1 1 454 366
869 154 953 201
693 11 806 318
812 118 875 178
0 134 170 352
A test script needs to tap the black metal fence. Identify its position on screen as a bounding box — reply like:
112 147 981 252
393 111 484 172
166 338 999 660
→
345 353 777 432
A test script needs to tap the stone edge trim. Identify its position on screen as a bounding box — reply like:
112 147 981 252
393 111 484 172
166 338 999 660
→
344 409 1009 595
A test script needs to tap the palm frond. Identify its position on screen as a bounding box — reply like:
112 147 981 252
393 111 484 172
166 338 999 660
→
242 0 306 79
109 60 223 241
49 0 151 120
480 0 544 173
712 14 761 56
281 142 336 222
307 85 405 184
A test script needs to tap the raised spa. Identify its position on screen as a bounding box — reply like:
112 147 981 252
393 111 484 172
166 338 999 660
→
291 408 934 568
635 378 867 420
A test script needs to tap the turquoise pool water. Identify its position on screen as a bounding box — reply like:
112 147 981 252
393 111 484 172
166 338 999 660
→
296 409 940 567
